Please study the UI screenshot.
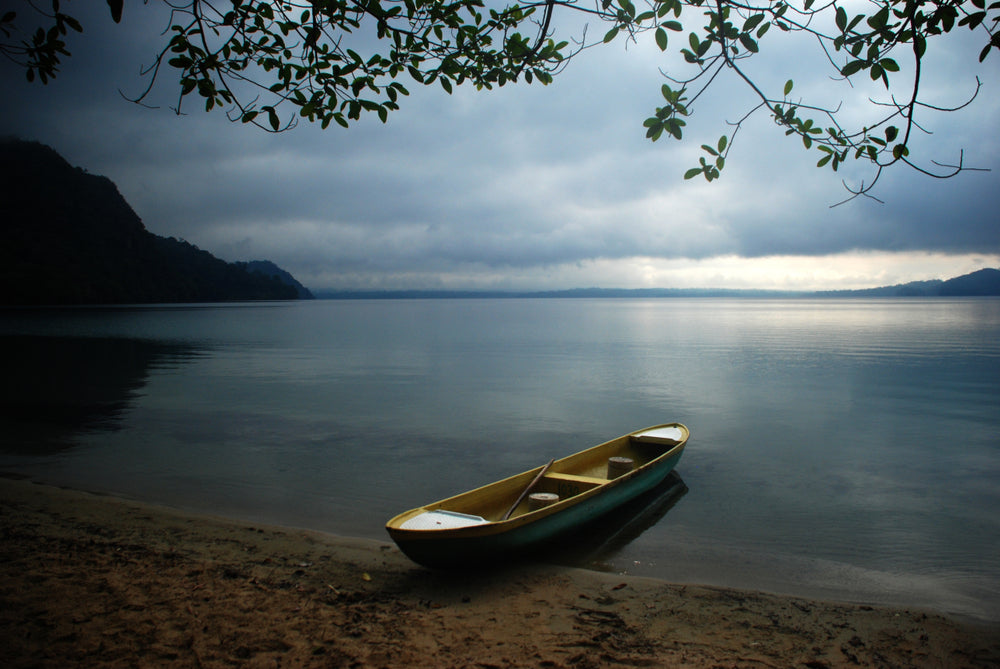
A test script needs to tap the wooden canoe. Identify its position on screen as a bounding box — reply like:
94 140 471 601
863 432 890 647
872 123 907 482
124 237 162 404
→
385 423 689 568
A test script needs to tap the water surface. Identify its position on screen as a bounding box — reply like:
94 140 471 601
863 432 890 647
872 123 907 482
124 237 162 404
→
2 298 998 620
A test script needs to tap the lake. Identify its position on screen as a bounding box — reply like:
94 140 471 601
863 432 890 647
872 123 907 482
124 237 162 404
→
2 298 998 621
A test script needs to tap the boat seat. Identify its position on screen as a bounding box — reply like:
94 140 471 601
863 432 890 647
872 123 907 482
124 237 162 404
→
398 510 490 530
631 426 683 445
545 472 606 485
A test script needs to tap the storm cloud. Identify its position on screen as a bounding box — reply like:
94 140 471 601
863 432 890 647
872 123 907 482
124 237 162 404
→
2 2 997 291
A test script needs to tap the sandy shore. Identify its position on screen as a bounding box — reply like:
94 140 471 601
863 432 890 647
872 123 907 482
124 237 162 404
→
1 477 997 668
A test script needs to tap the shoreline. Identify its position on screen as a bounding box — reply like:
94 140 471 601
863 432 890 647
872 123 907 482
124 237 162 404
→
2 477 998 668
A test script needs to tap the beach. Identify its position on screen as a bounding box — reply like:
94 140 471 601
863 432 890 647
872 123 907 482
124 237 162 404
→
1 477 997 668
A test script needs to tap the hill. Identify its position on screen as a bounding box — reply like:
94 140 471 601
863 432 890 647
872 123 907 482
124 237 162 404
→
815 268 1000 297
317 270 1000 299
0 138 311 305
237 260 314 299
938 268 1000 296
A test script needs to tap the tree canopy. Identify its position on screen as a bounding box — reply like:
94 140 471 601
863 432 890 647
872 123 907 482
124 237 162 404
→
2 0 997 201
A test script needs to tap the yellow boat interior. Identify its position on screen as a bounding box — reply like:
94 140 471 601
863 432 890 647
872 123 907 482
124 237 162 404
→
390 424 687 530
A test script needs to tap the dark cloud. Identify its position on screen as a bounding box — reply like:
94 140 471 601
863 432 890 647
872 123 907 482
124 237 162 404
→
2 2 997 291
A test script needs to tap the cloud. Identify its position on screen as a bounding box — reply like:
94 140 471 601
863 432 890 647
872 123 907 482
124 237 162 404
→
2 2 997 292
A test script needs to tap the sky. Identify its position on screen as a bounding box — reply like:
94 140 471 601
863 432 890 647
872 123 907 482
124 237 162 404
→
2 1 998 293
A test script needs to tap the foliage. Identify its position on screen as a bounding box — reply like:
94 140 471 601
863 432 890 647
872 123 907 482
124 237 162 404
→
631 0 999 202
2 0 997 199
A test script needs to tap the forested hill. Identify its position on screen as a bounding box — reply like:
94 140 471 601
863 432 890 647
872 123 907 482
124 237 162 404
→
814 268 1000 297
0 139 312 305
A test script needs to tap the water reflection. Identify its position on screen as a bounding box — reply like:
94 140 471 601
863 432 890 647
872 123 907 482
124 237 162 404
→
543 471 688 569
0 335 201 455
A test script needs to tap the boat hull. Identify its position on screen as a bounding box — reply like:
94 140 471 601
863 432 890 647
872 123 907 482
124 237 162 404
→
385 424 688 568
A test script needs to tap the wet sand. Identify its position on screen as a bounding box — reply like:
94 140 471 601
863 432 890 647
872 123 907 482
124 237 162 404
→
1 477 997 668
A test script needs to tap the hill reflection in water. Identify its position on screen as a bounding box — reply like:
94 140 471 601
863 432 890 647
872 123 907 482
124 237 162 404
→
0 335 201 455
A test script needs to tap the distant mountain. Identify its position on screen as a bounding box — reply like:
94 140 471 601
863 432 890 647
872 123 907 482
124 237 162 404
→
318 269 1000 300
938 268 1000 296
315 287 806 299
0 138 311 305
816 269 1000 297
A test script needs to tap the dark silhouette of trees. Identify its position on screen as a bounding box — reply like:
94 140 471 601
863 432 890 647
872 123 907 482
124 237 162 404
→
0 139 303 304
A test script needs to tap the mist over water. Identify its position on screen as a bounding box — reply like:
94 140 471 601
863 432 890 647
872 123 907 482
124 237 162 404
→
2 298 998 620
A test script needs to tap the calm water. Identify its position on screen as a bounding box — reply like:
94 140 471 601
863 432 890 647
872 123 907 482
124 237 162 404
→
2 298 998 620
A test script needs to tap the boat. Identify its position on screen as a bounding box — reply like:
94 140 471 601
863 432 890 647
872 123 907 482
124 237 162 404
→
385 423 689 567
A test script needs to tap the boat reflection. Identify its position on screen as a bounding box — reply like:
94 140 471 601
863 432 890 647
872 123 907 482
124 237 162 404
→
540 471 688 569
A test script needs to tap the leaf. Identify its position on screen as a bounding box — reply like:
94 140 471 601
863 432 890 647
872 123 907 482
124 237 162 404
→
666 118 685 139
717 135 727 152
867 6 889 30
655 27 668 51
783 79 793 96
684 167 702 180
960 12 986 30
840 60 866 77
742 13 765 32
267 107 280 131
107 0 124 23
879 58 899 72
63 15 83 33
603 26 619 43
739 33 758 53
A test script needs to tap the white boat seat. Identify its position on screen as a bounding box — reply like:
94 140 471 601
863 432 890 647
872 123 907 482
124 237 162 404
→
631 426 684 444
399 510 491 531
